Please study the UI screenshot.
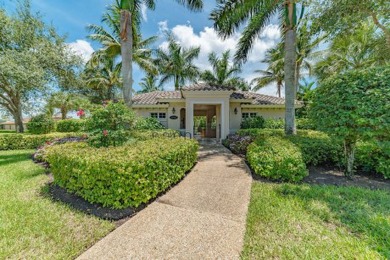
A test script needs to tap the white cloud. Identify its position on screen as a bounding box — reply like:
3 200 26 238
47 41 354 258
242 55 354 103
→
158 23 282 96
141 4 148 22
158 20 169 34
67 40 94 62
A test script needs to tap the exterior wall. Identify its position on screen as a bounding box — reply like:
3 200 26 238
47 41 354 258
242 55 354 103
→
133 108 169 128
167 102 186 131
229 106 285 134
241 108 285 119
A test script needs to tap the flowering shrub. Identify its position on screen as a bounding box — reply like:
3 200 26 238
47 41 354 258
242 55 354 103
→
87 101 135 147
45 138 198 209
33 136 87 163
223 134 254 155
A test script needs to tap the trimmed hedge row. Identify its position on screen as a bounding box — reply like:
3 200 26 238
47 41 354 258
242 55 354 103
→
45 138 198 209
247 136 308 182
56 119 86 132
0 132 83 150
263 118 317 130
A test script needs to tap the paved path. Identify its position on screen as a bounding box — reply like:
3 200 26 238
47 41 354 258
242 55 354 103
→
78 143 252 260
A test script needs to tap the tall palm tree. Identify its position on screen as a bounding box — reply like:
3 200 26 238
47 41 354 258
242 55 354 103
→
118 0 203 106
155 35 200 90
314 22 388 81
200 51 242 86
295 21 326 89
138 74 162 93
84 57 122 102
211 0 303 135
251 43 284 97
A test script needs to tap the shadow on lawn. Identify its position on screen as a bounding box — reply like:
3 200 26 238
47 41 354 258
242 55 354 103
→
276 184 390 259
0 152 33 167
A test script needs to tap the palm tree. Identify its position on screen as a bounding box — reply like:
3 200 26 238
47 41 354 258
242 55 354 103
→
138 74 162 93
295 21 326 89
251 43 284 97
155 35 200 90
200 51 242 86
84 57 122 102
211 0 303 135
314 22 388 81
46 92 88 119
118 0 203 106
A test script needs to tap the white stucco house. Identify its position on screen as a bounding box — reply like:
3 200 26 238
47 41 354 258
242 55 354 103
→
133 83 297 140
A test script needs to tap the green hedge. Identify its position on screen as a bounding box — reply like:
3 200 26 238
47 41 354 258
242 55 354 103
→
239 128 388 178
247 136 308 182
263 118 317 130
355 141 390 179
56 119 86 132
45 138 198 209
0 132 83 150
27 114 56 134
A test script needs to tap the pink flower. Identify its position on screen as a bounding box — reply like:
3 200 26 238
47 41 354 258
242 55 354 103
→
103 129 108 137
77 109 85 118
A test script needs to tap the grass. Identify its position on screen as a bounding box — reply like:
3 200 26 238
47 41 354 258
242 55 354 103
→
242 182 390 259
0 150 115 259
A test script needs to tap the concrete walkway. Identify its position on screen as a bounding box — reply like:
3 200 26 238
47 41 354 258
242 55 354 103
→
78 143 252 260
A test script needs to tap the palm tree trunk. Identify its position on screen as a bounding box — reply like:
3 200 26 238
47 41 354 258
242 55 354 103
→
60 107 67 119
175 75 180 91
284 2 297 135
277 81 282 98
120 9 133 107
295 62 301 93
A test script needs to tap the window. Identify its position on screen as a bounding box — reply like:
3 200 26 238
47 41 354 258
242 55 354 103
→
150 112 166 119
242 112 257 120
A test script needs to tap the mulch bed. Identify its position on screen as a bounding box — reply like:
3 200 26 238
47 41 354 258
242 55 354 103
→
304 166 390 190
47 182 144 222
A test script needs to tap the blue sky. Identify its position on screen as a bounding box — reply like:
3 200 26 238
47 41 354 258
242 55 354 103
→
1 0 281 96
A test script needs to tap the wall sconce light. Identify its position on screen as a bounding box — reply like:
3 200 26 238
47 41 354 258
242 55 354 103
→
234 108 238 115
172 107 176 114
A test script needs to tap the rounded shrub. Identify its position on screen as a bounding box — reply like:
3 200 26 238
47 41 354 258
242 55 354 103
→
56 119 86 132
247 136 308 182
45 138 198 209
27 114 55 134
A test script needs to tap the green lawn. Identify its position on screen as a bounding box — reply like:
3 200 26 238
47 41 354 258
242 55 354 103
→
242 182 390 259
0 150 115 259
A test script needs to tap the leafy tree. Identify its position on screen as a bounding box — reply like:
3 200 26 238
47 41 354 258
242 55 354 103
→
0 2 82 132
46 92 90 119
117 0 203 106
309 66 390 177
315 22 389 81
309 0 390 49
200 51 242 86
138 74 162 93
251 43 284 97
156 35 200 90
211 0 303 135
